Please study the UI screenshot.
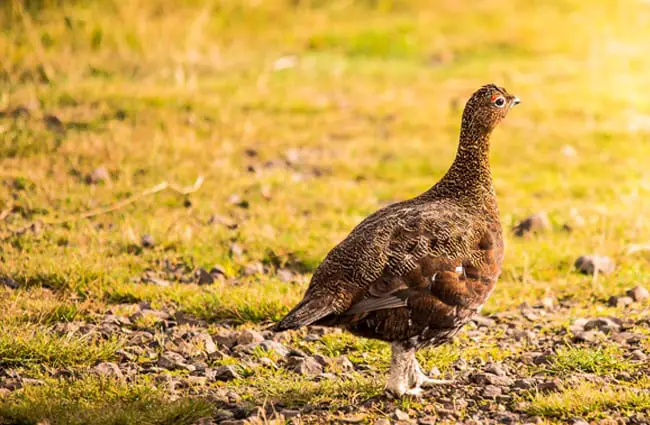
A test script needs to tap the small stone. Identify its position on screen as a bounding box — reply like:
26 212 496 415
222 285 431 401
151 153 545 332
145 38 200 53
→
574 255 615 275
472 314 495 327
94 362 124 380
473 372 513 386
210 265 228 279
630 350 647 361
230 243 244 257
483 385 502 398
616 372 633 381
277 268 295 282
1 276 19 289
513 212 551 237
375 419 391 425
573 330 600 343
158 352 194 371
214 331 238 349
485 363 507 377
141 234 155 248
242 262 264 276
280 409 301 419
394 408 409 421
608 295 634 308
86 167 111 184
419 417 437 425
236 329 264 346
626 286 650 302
286 356 323 376
196 268 214 285
259 340 290 357
584 317 621 333
569 419 589 425
538 378 562 393
330 356 355 372
513 378 534 390
43 114 65 134
197 333 218 354
540 296 555 310
214 365 239 381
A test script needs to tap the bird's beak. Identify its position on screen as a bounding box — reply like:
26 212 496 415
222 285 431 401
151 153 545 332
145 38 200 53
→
511 96 521 106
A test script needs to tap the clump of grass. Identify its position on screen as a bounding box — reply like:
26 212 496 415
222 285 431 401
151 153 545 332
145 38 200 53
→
527 382 650 419
0 324 121 368
546 345 635 375
0 376 213 425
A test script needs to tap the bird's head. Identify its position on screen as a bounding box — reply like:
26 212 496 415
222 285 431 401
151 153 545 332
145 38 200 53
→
461 84 519 133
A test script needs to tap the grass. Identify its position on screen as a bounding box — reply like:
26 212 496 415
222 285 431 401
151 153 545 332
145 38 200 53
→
1 0 650 422
0 376 213 425
527 382 650 420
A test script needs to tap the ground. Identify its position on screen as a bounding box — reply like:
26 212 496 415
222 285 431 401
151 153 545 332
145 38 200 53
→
1 0 650 424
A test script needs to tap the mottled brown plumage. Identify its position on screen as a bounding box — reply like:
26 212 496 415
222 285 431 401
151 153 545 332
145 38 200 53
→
274 84 519 396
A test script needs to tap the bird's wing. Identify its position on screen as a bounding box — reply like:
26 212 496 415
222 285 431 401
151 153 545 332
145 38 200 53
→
274 201 486 331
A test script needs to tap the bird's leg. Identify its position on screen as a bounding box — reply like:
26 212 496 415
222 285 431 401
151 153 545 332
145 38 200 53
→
411 357 454 387
385 342 420 397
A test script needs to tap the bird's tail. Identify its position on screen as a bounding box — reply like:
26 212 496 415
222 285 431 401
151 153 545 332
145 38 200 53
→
272 294 335 332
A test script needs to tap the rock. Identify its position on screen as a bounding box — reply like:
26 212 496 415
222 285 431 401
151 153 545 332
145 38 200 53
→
280 409 301 418
43 114 65 134
330 356 355 372
196 268 214 285
540 296 555 310
158 352 194 371
276 268 295 282
608 295 634 308
419 417 438 425
394 408 409 421
626 286 650 302
569 419 589 425
472 372 513 387
630 350 647 361
94 362 124 380
86 167 111 184
483 385 502 398
214 332 238 349
572 330 600 343
242 262 264 276
197 333 218 354
259 340 290 357
210 265 227 279
513 378 534 390
538 378 562 393
485 363 507 377
286 356 323 376
214 365 239 381
574 255 615 275
141 234 155 248
513 212 551 237
236 329 264 346
1 276 19 289
472 314 495 327
616 372 633 381
584 317 621 333
376 419 391 425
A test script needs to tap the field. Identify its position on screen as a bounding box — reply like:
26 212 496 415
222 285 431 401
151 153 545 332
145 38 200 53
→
1 0 650 424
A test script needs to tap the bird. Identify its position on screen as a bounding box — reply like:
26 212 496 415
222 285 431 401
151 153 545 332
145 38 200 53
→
273 84 519 397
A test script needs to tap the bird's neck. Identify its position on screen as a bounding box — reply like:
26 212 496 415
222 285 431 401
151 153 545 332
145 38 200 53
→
429 122 495 203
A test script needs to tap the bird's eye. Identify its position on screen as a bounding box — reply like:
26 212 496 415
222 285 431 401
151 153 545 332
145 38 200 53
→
492 95 506 108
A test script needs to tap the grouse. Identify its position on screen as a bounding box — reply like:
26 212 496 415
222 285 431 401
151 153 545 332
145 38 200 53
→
274 84 519 396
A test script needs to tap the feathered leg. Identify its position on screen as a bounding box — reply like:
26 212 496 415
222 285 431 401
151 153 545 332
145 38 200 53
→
385 342 453 397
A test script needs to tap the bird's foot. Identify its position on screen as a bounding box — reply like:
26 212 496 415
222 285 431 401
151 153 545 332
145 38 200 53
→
420 377 454 387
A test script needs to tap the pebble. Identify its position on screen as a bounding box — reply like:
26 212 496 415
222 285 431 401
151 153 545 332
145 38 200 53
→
196 268 214 285
538 378 562 393
214 365 239 381
513 212 551 237
94 362 124 380
483 385 502 398
280 409 301 418
375 419 391 425
584 317 621 333
573 330 600 343
158 352 195 372
630 349 647 361
236 329 264 346
569 419 589 425
627 285 649 302
574 255 615 275
472 314 496 327
86 167 111 184
608 295 634 308
286 356 323 376
472 372 514 387
259 340 290 357
484 363 507 377
339 414 365 423
394 408 410 421
141 234 155 248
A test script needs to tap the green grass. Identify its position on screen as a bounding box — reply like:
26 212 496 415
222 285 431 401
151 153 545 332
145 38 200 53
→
527 382 650 420
0 376 213 425
545 345 636 375
2 0 650 422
